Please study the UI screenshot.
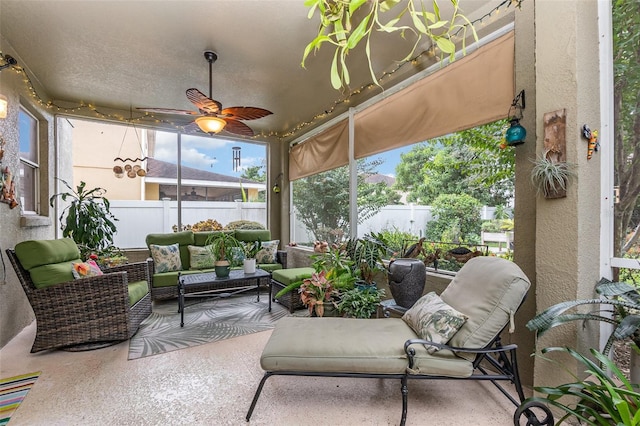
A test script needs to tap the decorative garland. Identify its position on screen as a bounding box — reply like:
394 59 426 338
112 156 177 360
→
0 0 523 142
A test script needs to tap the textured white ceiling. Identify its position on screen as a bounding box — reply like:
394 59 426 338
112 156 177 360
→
0 0 515 142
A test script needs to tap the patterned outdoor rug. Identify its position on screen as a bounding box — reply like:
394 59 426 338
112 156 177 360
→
128 293 298 360
0 371 40 426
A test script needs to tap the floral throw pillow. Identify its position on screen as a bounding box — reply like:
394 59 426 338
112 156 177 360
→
402 292 468 354
150 243 182 273
187 245 214 270
255 240 279 264
71 260 104 279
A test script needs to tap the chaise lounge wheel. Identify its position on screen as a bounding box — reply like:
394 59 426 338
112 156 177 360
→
513 400 554 426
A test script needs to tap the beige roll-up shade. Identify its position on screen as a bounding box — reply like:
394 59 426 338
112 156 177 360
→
289 119 349 181
354 31 514 159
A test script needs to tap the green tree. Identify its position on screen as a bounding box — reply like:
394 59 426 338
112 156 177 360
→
613 0 640 258
293 159 397 243
425 193 482 243
241 165 265 183
241 165 266 202
394 120 514 206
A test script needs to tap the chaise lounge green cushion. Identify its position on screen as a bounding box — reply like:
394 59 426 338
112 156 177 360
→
261 317 473 377
440 256 530 361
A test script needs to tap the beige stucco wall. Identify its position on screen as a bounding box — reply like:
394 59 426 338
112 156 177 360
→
0 40 58 347
531 0 603 391
72 118 144 200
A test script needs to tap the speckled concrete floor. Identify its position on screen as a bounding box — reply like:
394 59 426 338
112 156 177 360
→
1 322 526 425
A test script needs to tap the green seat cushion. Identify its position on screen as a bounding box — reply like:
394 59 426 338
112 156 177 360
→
261 317 473 377
258 263 282 273
14 238 80 270
14 239 82 288
29 260 82 289
271 267 314 286
235 229 271 243
128 280 149 306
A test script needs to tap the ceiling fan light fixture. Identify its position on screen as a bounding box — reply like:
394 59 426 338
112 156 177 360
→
195 116 226 134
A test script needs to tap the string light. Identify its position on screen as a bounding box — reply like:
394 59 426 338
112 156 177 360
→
1 0 523 142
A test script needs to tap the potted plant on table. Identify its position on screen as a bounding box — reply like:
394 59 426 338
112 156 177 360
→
242 240 262 274
205 232 243 278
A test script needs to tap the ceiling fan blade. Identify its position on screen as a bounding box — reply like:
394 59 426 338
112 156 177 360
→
223 118 256 137
136 107 199 116
221 106 273 121
186 88 222 114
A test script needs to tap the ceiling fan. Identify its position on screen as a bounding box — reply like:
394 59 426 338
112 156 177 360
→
137 51 272 137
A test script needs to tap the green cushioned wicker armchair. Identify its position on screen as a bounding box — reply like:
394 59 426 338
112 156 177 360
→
6 238 152 352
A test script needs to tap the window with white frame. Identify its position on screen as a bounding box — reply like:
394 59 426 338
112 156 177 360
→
608 2 640 284
18 106 39 213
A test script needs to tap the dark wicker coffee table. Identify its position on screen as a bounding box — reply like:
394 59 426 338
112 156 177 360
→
178 269 270 327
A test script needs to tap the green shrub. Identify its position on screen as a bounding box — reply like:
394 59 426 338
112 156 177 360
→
377 227 418 258
426 194 482 243
224 220 265 230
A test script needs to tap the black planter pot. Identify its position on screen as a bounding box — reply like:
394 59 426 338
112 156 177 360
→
388 258 426 308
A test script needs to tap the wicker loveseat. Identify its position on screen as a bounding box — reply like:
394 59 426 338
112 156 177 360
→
7 238 152 353
145 229 287 300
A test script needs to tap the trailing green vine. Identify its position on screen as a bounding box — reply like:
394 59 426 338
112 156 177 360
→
302 0 478 90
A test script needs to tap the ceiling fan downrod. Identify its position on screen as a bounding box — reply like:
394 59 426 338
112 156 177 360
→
203 50 217 100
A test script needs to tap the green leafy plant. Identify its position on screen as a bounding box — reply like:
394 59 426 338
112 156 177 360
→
530 154 576 198
520 347 640 426
526 278 640 357
243 240 262 259
205 232 243 263
345 232 388 285
302 0 480 90
338 287 386 318
49 179 118 260
300 271 339 317
275 246 356 299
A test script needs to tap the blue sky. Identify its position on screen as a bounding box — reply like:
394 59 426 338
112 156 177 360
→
155 131 267 177
154 130 414 178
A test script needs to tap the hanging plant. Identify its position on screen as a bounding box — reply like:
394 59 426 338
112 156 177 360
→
302 0 482 90
530 153 576 199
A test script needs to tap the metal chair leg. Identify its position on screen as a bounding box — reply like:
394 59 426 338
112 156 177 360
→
246 372 273 421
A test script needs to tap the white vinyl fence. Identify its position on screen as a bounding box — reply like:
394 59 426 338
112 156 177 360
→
110 200 267 249
111 200 502 249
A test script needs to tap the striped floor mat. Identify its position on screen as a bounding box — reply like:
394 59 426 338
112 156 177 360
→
0 372 40 425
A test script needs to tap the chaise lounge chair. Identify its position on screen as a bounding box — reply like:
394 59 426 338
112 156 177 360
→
246 256 552 425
